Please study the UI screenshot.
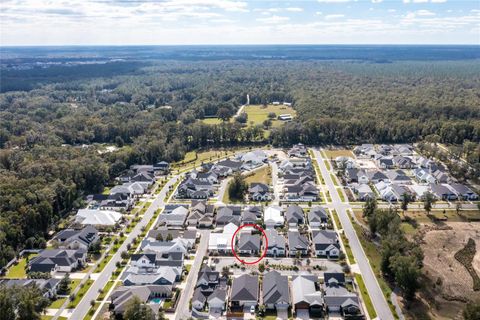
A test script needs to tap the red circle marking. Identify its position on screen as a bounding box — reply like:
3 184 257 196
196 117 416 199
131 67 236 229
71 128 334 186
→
231 223 268 265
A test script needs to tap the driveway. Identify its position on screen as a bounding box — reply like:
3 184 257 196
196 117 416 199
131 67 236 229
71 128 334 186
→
312 149 394 320
277 308 289 319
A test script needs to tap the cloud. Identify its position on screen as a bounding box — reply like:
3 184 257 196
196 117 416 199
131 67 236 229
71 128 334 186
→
286 7 303 12
404 0 447 3
317 0 351 3
316 11 323 15
325 14 345 20
388 9 396 12
371 0 383 3
256 15 290 24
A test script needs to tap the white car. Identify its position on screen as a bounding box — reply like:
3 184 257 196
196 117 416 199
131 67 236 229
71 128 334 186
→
250 306 255 314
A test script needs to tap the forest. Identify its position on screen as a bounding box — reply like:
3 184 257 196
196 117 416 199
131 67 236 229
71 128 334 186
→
1 47 480 268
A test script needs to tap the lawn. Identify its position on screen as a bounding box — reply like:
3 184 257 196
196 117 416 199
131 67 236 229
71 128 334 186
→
330 173 339 186
4 253 37 278
323 160 331 171
337 187 346 202
243 104 296 127
84 302 101 320
41 316 67 320
98 281 115 300
49 297 68 309
94 254 112 273
200 117 224 125
324 149 355 159
68 280 94 308
355 274 377 319
245 166 272 185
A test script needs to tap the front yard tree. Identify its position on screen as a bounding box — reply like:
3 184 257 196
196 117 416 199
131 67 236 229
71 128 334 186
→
58 273 71 295
228 173 248 201
401 193 412 212
423 192 435 214
123 297 155 320
363 198 377 218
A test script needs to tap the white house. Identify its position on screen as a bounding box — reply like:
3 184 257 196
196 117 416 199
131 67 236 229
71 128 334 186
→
264 206 284 228
208 222 237 253
75 209 122 227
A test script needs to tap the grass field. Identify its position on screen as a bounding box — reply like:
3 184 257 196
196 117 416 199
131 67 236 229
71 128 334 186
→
243 104 296 127
323 160 331 171
324 149 355 159
200 117 224 125
4 253 37 278
355 274 378 319
245 166 272 185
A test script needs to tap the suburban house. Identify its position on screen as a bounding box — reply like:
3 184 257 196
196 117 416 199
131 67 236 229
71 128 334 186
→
187 200 215 227
53 225 99 250
334 156 355 169
386 170 412 185
377 157 395 169
29 249 87 273
414 168 436 184
208 222 237 253
192 265 228 313
291 275 324 316
158 205 188 228
122 267 177 287
75 209 122 228
241 210 258 225
248 183 271 201
263 271 290 310
230 274 259 309
177 177 214 199
285 205 305 226
237 233 261 255
323 273 362 318
366 170 388 184
110 285 169 316
288 144 308 158
430 184 457 201
284 182 319 202
288 230 309 256
264 206 285 228
0 278 60 299
215 159 243 173
351 184 375 201
153 161 170 174
216 206 241 226
308 206 329 228
449 183 478 200
265 229 286 257
312 230 341 259
377 183 411 202
393 156 414 169
195 171 219 184
240 150 268 167
353 144 376 158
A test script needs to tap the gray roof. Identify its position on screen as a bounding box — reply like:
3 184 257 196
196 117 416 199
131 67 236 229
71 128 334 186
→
285 205 304 223
291 275 323 306
265 229 285 250
263 271 289 305
288 231 309 250
231 274 258 302
238 233 261 251
308 206 328 222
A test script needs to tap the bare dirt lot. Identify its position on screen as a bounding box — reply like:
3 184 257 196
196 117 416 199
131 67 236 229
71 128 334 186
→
417 222 480 319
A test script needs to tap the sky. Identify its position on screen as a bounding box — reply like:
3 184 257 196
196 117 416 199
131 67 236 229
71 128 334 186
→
0 0 479 45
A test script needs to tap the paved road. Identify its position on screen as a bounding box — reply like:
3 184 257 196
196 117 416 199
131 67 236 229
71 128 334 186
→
175 229 210 320
68 175 180 320
217 177 231 204
313 149 394 320
270 161 281 205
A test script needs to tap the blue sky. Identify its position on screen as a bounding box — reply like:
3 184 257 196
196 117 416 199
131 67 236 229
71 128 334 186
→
1 0 479 45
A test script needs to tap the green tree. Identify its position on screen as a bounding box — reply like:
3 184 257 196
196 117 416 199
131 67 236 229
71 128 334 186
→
58 273 71 295
0 286 15 320
228 173 248 201
423 192 435 214
401 193 412 212
123 297 155 320
363 198 377 218
390 255 421 301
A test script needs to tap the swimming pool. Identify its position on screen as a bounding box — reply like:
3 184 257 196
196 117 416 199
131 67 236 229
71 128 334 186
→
150 298 163 304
